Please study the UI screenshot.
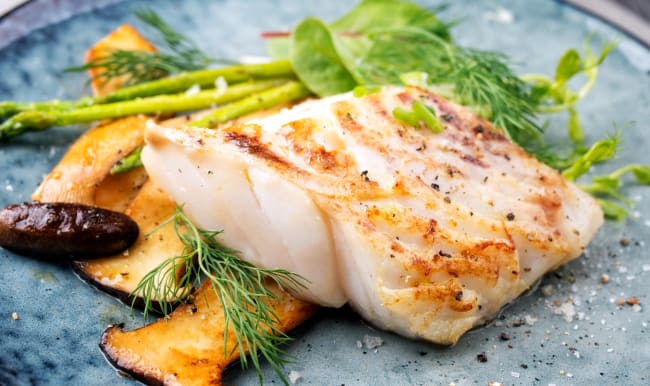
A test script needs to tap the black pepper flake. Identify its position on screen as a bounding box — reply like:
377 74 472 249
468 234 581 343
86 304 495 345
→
506 212 515 221
619 238 630 247
443 196 451 204
520 364 528 369
477 352 488 363
447 168 455 177
500 333 510 341
431 183 440 191
360 170 370 182
442 113 454 122
439 250 452 258
419 351 428 356
474 125 484 134
454 291 463 301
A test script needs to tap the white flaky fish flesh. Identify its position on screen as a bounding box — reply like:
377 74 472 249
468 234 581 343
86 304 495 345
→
141 86 603 344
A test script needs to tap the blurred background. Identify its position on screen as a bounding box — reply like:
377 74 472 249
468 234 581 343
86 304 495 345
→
1 0 649 47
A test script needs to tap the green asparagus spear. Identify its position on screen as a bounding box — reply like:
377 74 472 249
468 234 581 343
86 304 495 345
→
0 99 94 120
94 59 294 104
0 79 287 141
191 80 310 127
0 60 294 120
111 81 311 175
109 145 144 175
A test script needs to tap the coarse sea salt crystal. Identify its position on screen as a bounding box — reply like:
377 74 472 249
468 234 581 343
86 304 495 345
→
363 335 384 350
554 301 576 323
525 315 538 326
288 370 302 384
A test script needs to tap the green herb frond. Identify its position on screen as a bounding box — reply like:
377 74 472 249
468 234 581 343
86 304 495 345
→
66 8 218 85
358 27 541 143
131 208 306 385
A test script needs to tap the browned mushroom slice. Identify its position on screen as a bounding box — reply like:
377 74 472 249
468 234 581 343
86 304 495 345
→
32 115 150 206
73 179 183 304
101 280 317 386
85 24 158 96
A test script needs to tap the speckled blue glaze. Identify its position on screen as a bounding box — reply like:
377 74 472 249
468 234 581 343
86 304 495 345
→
0 1 648 385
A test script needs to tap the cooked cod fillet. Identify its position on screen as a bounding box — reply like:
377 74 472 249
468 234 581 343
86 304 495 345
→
141 86 603 344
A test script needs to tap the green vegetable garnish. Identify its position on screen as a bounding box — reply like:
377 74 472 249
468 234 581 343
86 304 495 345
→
109 145 143 175
392 100 444 134
0 79 286 141
65 8 222 85
132 208 306 385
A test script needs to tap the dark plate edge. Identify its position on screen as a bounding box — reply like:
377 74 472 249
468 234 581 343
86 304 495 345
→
1 1 649 51
559 0 650 49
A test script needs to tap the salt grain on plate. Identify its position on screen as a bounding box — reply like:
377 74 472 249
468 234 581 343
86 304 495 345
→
541 284 554 297
363 334 384 350
525 315 537 326
554 301 576 323
288 370 302 384
511 371 520 378
632 304 642 312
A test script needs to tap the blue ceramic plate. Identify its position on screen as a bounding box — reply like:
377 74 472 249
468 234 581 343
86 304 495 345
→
1 1 649 385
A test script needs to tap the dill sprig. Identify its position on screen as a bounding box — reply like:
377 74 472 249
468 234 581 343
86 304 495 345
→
132 208 307 385
66 9 217 85
360 27 541 143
